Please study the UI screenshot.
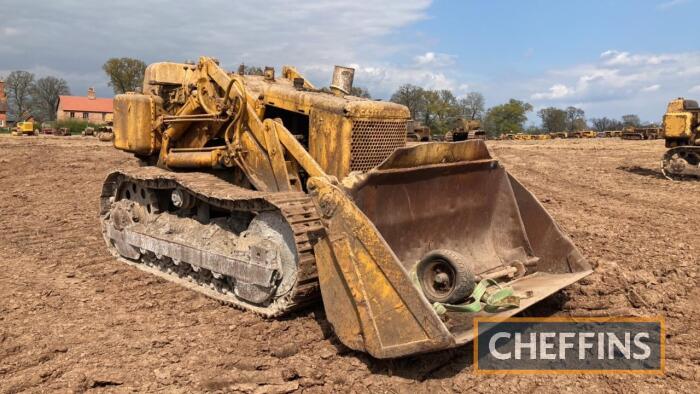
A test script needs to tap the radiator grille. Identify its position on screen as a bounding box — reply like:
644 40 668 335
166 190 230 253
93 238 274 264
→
350 120 407 172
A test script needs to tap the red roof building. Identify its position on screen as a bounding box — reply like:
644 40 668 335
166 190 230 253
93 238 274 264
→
0 80 7 128
57 87 113 124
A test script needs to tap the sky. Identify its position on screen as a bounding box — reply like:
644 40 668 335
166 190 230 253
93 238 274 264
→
1 0 698 125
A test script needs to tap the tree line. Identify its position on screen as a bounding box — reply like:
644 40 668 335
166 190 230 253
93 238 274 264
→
538 107 648 133
1 58 146 124
390 85 487 134
390 84 538 136
389 84 654 135
3 56 653 134
2 71 70 122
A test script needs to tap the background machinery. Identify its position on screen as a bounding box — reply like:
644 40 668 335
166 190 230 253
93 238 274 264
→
622 126 661 140
444 117 485 141
12 121 36 136
101 57 591 358
406 120 431 142
96 122 114 142
40 122 57 135
54 127 71 136
661 97 700 179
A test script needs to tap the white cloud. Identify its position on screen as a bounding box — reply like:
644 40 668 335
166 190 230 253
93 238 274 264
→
531 84 572 100
525 49 700 121
600 50 673 66
414 51 455 67
415 52 437 64
530 50 700 103
0 0 434 98
641 84 661 92
658 0 690 10
288 53 463 98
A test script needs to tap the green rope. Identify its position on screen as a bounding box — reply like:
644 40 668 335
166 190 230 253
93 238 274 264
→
410 267 520 315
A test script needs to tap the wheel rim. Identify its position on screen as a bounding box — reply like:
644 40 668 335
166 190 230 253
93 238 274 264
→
419 258 457 302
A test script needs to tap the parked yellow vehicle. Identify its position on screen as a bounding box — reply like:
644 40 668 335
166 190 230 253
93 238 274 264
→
661 97 700 179
100 56 591 358
571 130 597 138
12 121 36 136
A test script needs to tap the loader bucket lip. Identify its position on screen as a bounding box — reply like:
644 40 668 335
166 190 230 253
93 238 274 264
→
376 140 492 170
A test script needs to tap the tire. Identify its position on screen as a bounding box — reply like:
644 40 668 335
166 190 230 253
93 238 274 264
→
416 249 475 304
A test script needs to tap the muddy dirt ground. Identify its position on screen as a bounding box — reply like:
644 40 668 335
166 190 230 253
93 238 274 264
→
0 135 698 393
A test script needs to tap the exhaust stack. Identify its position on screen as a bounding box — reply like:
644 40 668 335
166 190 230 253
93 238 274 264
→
330 66 354 96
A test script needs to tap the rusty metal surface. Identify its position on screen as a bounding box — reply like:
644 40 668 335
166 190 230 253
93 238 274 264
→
105 57 592 358
329 65 355 96
350 161 534 272
116 57 410 181
350 119 407 172
113 93 163 155
306 141 591 358
376 140 492 169
309 176 455 358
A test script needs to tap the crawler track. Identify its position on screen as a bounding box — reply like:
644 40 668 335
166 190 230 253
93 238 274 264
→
661 146 700 180
100 167 324 317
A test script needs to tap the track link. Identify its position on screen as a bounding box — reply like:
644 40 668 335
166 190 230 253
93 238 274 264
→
662 146 700 180
100 167 325 317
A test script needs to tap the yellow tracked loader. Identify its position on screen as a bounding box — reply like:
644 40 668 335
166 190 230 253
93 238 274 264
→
101 57 591 358
662 97 700 179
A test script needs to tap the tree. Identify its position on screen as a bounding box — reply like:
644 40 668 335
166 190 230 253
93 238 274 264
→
458 92 485 120
390 85 479 134
390 84 426 121
590 117 623 132
622 114 641 128
427 89 460 132
483 99 533 136
565 106 586 131
537 107 567 133
102 57 146 94
525 125 542 135
350 86 371 98
32 76 70 121
5 70 35 120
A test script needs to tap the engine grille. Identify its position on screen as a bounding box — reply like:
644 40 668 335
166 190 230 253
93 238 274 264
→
350 119 407 172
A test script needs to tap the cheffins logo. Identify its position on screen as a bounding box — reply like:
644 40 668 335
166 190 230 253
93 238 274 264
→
474 317 664 374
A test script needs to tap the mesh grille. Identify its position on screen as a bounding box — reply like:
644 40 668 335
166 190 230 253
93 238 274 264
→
350 120 407 172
